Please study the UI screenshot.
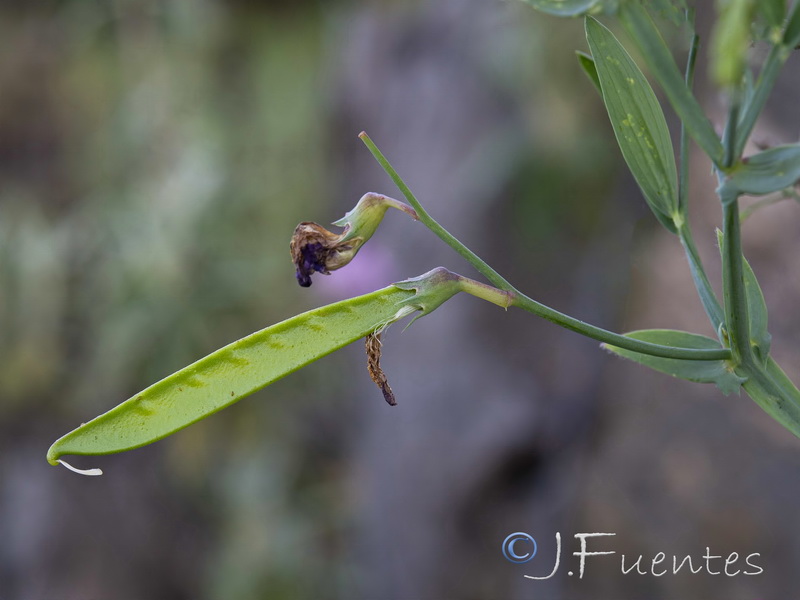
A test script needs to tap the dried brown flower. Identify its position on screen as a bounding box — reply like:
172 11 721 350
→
290 222 358 287
365 331 396 406
290 193 418 287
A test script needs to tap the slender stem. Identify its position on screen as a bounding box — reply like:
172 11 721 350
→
359 132 515 292
740 189 800 222
455 275 513 309
721 199 750 364
719 91 752 365
361 132 731 361
717 19 800 428
735 44 789 156
678 30 699 215
722 92 740 169
734 0 800 154
678 224 724 331
675 29 724 332
510 292 730 360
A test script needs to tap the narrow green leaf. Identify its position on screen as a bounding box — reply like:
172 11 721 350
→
716 229 771 363
742 260 771 363
784 0 800 47
519 0 600 17
576 51 602 93
734 45 786 155
619 2 725 166
585 17 679 232
725 144 800 196
765 358 800 402
741 67 756 112
678 230 725 333
603 329 744 394
47 286 415 465
743 360 800 439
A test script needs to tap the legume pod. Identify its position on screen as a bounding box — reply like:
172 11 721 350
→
48 286 414 470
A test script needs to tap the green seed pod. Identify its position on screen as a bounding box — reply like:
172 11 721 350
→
47 286 416 473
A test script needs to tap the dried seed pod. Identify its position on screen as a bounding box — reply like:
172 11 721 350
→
365 331 396 406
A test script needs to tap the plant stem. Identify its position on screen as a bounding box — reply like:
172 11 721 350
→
722 91 740 169
678 224 724 331
715 45 800 428
740 189 800 222
678 30 699 216
675 29 724 333
358 132 515 293
361 132 731 361
721 198 750 364
509 292 730 360
735 44 790 156
720 93 751 365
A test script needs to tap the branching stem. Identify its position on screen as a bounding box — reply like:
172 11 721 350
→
360 133 731 362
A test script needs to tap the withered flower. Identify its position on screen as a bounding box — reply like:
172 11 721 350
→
290 222 355 287
290 193 417 287
365 331 395 406
358 267 512 406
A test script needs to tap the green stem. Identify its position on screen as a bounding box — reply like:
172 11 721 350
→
722 92 740 169
675 29 724 333
740 189 800 222
678 224 724 332
509 292 730 360
720 92 751 365
718 89 800 423
721 198 750 364
735 44 790 156
678 30 699 215
455 275 513 309
361 132 731 362
359 132 515 293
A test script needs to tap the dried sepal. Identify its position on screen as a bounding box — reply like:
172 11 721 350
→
365 331 396 406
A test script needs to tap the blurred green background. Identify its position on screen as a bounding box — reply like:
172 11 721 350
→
2 1 800 599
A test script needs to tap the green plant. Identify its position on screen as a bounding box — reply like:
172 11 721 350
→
49 0 800 474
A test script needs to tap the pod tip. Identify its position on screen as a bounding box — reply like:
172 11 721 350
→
57 459 103 477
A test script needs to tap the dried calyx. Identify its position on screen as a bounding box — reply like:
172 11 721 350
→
366 331 395 406
290 193 417 287
359 268 514 406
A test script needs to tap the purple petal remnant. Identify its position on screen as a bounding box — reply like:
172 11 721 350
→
290 193 418 287
297 242 327 287
290 222 353 287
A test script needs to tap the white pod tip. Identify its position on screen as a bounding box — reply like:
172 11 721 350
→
57 459 103 476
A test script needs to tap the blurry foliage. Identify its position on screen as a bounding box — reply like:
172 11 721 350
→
0 1 337 597
0 1 326 412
